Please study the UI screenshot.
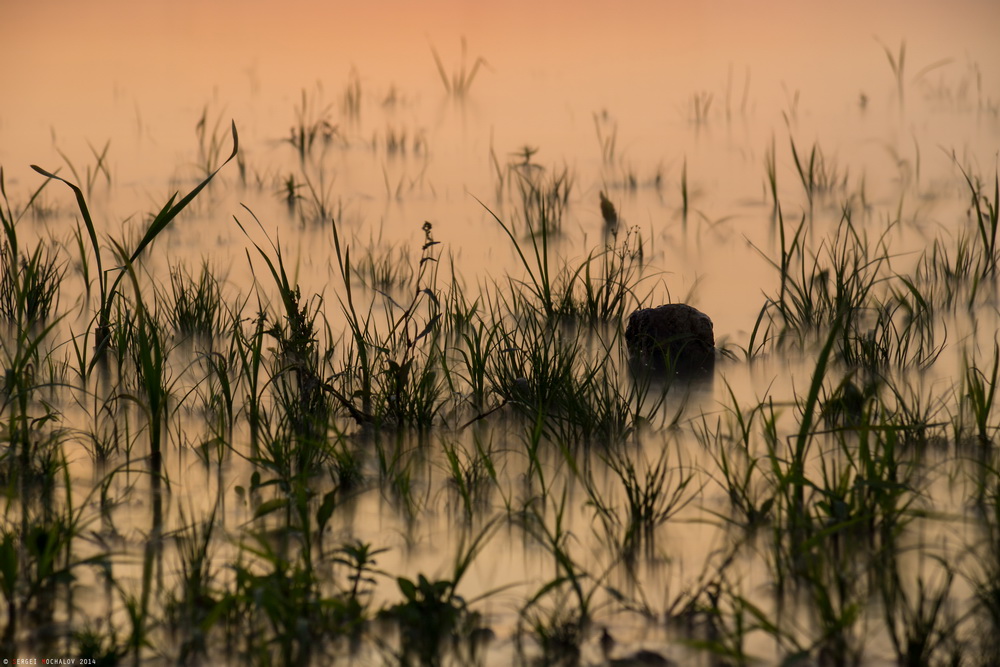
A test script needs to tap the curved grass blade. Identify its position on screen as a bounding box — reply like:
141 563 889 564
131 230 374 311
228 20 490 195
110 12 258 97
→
29 165 106 305
127 121 238 265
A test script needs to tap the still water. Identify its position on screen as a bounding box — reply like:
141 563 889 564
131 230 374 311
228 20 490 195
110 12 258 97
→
2 0 1000 664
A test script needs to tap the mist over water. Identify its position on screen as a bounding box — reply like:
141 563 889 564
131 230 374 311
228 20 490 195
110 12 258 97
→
1 1 1000 664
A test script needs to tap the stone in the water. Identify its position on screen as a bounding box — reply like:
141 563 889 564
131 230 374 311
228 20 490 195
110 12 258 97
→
624 303 715 374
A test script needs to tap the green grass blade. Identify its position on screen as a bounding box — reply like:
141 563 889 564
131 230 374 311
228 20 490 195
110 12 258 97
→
29 164 105 296
127 121 239 264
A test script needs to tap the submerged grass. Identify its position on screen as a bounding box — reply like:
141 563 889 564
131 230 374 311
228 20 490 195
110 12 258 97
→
3 161 996 664
2 52 1000 666
31 122 239 373
430 37 489 98
0 170 62 328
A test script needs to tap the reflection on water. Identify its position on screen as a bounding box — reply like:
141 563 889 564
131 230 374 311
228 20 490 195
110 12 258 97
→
1 0 1000 664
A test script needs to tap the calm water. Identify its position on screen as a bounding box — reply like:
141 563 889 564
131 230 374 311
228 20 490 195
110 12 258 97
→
3 1 1000 664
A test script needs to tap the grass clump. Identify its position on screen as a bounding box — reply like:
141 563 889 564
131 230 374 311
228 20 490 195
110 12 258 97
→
159 260 228 341
5 44 1000 664
381 521 498 665
0 170 63 327
430 37 489 98
31 122 239 372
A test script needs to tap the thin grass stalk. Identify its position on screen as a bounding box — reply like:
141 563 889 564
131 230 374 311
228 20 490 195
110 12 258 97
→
789 311 844 534
477 196 559 318
331 217 374 421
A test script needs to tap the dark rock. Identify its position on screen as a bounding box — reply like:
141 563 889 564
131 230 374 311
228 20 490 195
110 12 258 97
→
624 304 715 374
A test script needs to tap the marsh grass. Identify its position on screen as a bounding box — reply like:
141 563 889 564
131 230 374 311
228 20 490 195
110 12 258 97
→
4 46 1000 667
593 111 618 165
880 554 961 666
0 170 63 327
287 88 340 161
907 166 1000 310
960 340 1000 446
0 228 64 328
789 136 848 210
0 463 109 656
589 444 700 559
298 168 342 227
957 160 1000 278
442 433 498 521
8 152 995 663
430 37 489 98
195 107 230 179
0 313 66 490
484 308 665 445
514 164 573 237
697 388 777 532
839 283 944 372
55 139 111 200
517 488 606 665
381 519 500 665
31 122 239 371
237 205 336 444
483 194 649 325
159 260 227 341
352 241 415 293
689 91 714 125
914 233 985 310
164 504 223 663
453 316 498 415
752 206 890 355
341 67 363 122
966 453 1000 663
579 226 648 323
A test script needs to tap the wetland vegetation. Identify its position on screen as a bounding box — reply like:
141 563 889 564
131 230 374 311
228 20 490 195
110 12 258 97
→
2 9 1000 666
